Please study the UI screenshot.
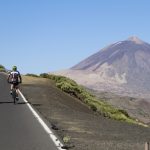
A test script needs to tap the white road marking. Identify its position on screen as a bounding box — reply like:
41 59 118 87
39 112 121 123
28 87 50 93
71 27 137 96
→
18 90 66 150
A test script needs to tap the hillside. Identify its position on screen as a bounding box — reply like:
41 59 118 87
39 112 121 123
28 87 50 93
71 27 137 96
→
92 90 150 124
53 36 150 124
20 75 150 150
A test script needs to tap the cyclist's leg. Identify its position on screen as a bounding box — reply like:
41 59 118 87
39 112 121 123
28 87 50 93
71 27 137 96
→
15 84 19 94
15 83 19 100
11 84 13 90
10 84 13 94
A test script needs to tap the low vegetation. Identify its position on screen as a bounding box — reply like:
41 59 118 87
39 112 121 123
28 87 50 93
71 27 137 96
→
39 73 143 125
25 73 39 77
0 65 6 72
63 136 71 144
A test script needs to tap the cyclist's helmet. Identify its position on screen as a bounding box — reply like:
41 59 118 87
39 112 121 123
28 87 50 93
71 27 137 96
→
12 66 17 71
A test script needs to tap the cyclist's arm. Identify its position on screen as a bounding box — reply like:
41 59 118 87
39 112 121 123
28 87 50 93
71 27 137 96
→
18 72 22 83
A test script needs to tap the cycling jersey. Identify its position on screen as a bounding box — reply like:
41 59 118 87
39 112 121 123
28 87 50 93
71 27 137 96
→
8 71 22 83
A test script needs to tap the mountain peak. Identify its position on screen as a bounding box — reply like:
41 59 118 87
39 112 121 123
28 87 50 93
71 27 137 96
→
127 36 144 44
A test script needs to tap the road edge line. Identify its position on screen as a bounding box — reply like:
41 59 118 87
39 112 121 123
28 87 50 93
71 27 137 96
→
18 90 66 150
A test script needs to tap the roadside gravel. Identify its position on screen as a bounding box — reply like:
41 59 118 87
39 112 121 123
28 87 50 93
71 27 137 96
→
21 76 150 150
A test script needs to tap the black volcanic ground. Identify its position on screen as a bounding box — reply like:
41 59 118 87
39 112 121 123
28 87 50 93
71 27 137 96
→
21 75 150 150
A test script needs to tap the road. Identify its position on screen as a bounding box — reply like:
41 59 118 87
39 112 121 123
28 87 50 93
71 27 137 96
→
0 73 61 150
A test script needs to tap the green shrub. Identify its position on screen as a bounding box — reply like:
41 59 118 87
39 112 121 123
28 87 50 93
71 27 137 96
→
90 104 97 111
0 65 5 69
25 73 39 77
0 65 6 72
40 73 49 78
118 109 129 118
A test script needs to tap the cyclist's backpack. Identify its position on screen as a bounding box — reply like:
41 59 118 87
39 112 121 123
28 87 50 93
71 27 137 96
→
10 71 19 83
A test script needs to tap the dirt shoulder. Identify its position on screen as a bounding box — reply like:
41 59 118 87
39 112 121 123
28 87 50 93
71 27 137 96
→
21 76 150 150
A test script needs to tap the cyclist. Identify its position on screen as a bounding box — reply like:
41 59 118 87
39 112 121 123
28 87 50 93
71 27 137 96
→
7 66 22 100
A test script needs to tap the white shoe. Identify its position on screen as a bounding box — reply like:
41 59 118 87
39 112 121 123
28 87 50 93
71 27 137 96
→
10 91 12 95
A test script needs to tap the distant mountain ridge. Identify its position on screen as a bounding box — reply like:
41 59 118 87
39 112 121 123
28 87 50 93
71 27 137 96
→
72 36 149 71
54 36 150 99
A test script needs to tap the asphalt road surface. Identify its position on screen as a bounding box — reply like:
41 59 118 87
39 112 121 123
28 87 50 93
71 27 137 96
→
0 73 60 150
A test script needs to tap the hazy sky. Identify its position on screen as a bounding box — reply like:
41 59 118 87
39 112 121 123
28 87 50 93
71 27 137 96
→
0 0 150 74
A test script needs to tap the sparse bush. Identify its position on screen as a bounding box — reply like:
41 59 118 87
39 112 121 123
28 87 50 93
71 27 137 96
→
40 73 49 78
25 73 39 77
118 109 129 117
0 65 6 72
63 136 71 144
90 104 97 111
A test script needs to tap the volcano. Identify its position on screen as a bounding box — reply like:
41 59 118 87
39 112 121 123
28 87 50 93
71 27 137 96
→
55 36 150 99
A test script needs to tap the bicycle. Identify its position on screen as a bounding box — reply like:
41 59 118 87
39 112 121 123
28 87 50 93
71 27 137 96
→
10 82 20 104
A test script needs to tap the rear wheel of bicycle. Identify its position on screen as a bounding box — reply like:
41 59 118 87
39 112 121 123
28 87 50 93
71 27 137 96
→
12 89 16 104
